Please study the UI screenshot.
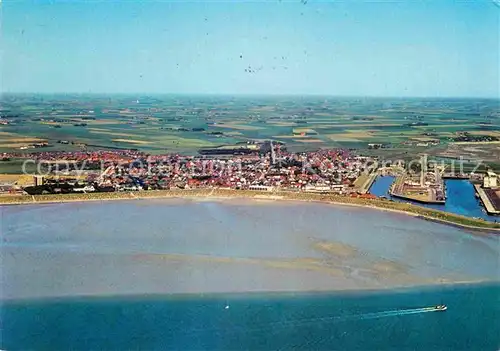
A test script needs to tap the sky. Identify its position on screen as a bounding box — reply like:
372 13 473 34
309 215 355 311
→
2 0 499 97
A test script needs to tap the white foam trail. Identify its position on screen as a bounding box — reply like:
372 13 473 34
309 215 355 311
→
177 307 441 336
355 307 436 320
240 307 439 331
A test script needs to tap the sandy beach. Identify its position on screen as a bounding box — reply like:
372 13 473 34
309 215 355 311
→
1 189 500 233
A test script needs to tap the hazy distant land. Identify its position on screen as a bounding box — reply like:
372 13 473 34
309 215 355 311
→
1 95 499 167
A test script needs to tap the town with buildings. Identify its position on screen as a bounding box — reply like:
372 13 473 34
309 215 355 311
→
1 141 500 217
1 143 374 197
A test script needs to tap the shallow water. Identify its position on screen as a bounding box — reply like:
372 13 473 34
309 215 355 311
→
2 200 499 350
2 199 498 299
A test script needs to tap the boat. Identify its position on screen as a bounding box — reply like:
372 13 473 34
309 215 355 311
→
434 305 447 311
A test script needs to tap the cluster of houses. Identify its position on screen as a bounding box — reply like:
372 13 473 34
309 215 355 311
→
2 146 380 196
93 149 373 194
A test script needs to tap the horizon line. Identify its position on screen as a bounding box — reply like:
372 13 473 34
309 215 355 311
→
2 92 499 100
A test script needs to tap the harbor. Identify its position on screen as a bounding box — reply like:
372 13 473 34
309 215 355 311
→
370 176 499 222
388 156 446 205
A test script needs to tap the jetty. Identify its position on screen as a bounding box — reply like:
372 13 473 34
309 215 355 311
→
354 172 378 194
474 184 500 215
389 174 446 204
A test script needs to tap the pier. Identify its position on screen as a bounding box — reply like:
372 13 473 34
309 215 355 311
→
354 172 378 194
474 184 500 215
389 192 446 204
389 175 446 204
442 173 469 180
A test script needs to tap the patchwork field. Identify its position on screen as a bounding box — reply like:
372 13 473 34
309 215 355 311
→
1 95 498 160
0 131 47 148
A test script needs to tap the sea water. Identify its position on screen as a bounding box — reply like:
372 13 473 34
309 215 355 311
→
2 283 499 350
1 200 499 350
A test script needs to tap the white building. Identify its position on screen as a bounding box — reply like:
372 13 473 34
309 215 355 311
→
483 171 498 189
73 185 96 193
248 185 274 191
304 185 331 193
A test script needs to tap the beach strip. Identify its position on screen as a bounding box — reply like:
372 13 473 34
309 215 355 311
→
1 189 499 233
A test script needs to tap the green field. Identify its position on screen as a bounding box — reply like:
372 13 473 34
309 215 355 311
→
1 95 499 156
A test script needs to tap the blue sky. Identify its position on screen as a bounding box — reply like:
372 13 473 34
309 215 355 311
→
2 0 499 97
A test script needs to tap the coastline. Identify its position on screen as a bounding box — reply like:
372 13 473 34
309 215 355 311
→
1 189 499 233
2 280 496 303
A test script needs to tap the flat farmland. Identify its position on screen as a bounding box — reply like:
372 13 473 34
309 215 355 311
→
1 95 498 158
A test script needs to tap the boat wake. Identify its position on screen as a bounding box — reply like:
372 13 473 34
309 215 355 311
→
267 307 439 327
355 307 437 320
177 306 443 337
